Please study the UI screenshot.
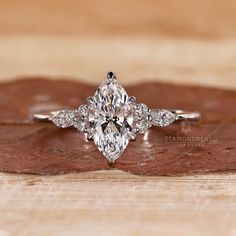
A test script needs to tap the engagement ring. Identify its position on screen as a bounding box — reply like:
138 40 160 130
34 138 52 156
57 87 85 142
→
34 72 201 162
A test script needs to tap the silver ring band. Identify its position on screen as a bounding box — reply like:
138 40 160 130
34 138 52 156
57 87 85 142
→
33 109 200 122
33 72 201 162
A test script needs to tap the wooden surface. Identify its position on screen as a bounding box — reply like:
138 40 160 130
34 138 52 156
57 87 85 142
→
1 171 236 236
0 0 236 235
1 37 236 89
0 0 236 89
0 79 236 176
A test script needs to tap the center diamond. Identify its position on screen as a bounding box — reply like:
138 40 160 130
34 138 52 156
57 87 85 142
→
87 74 135 162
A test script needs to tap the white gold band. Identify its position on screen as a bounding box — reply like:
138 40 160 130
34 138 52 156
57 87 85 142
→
33 72 201 162
33 109 200 122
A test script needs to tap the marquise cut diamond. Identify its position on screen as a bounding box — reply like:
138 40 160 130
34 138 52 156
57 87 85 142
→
87 77 135 162
150 109 176 127
33 72 200 163
48 73 181 162
51 110 76 128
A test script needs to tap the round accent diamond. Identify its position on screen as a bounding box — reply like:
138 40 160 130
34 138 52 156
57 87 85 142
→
74 105 90 132
134 103 151 133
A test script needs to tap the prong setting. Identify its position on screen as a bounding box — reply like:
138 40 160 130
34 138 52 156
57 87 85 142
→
84 133 94 141
128 132 136 141
33 72 200 163
128 96 136 105
107 71 116 81
87 96 95 105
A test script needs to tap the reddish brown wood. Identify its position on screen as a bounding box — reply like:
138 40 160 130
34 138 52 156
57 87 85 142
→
0 78 235 175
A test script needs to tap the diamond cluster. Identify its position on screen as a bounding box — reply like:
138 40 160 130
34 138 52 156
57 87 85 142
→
134 103 151 133
50 73 176 162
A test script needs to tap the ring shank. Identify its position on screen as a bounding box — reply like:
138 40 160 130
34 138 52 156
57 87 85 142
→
169 109 201 120
33 114 51 120
33 111 60 121
33 109 201 122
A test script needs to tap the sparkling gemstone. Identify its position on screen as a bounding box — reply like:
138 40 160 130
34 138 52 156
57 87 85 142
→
51 110 75 128
74 105 90 132
151 109 176 127
46 72 181 162
87 78 135 162
134 103 151 133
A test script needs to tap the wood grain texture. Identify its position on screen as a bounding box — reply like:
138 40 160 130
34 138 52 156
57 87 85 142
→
0 0 236 38
0 170 236 236
0 0 236 89
1 37 236 90
0 0 235 235
0 79 235 176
